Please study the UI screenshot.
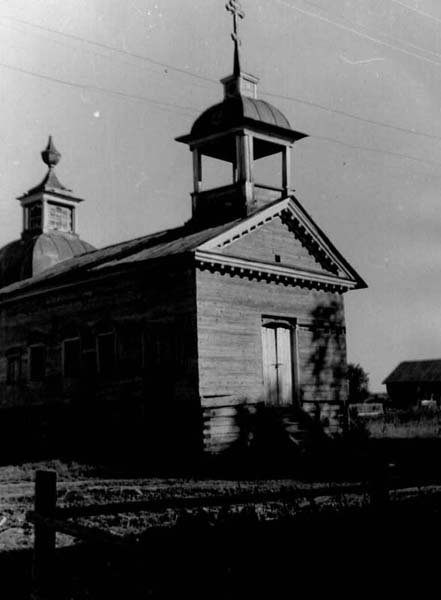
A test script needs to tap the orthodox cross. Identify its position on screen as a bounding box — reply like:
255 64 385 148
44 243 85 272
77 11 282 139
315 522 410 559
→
226 0 245 51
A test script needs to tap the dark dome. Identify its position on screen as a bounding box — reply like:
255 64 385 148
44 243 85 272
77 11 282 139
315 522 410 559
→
191 96 292 139
0 232 95 289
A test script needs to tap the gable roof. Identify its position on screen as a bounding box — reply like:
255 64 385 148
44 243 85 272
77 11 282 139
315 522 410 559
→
383 360 441 384
0 196 366 302
0 219 241 300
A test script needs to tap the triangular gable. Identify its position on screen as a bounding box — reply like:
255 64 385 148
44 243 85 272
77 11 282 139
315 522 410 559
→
196 196 367 292
215 214 336 276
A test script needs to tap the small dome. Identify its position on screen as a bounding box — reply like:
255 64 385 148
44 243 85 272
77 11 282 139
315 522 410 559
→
0 232 95 289
191 96 292 139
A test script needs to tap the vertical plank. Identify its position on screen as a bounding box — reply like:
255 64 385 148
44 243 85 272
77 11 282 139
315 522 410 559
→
32 470 57 600
282 145 292 194
276 327 293 406
192 149 202 193
261 326 277 405
292 322 301 407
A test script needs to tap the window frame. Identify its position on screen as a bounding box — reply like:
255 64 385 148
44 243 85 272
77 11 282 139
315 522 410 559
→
28 343 46 382
6 350 21 384
96 330 116 377
62 337 81 378
261 316 300 407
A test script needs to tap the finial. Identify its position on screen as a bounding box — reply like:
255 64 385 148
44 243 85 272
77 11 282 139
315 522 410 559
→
226 0 245 75
41 135 61 169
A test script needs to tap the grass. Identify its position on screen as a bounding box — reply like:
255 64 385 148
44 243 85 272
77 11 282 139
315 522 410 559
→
354 406 441 439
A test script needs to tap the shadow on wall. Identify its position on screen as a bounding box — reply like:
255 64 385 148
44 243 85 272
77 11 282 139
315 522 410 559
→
308 300 347 403
210 300 355 476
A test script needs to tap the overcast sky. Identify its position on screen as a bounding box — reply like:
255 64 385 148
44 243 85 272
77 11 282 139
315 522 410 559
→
1 0 441 391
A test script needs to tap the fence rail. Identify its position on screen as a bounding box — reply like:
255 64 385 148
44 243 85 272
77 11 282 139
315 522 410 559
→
28 468 413 599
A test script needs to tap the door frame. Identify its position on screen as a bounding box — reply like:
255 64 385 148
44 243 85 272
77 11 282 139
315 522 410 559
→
261 316 300 407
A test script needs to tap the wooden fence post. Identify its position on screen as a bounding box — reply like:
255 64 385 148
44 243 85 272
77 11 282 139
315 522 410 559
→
31 470 57 600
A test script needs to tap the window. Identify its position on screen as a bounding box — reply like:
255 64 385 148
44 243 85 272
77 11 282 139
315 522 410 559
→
119 326 143 378
28 204 42 231
29 345 46 381
63 338 81 378
6 353 21 384
81 329 96 378
97 331 115 377
143 321 188 374
48 204 72 232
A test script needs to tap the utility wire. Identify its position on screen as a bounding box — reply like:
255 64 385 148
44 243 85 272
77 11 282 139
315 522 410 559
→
270 0 441 68
2 10 441 169
390 0 441 26
0 20 217 96
311 134 441 168
3 12 441 143
4 55 441 169
0 14 218 86
301 0 441 61
0 60 199 117
260 90 441 142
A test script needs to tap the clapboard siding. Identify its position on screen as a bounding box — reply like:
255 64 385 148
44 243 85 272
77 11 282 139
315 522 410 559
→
196 268 348 449
218 216 331 274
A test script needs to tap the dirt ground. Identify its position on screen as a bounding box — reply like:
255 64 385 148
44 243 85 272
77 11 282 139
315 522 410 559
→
1 460 441 598
0 459 365 553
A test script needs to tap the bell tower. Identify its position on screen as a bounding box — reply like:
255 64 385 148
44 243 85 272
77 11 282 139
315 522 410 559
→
176 0 307 228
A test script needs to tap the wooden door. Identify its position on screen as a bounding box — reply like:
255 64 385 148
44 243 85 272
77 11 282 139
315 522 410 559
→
262 325 293 406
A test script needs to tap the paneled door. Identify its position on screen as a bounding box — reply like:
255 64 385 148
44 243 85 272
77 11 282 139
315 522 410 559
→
261 324 293 406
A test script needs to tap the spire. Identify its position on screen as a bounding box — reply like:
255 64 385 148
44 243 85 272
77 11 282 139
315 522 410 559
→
41 135 61 169
222 1 258 100
19 136 72 198
226 0 245 75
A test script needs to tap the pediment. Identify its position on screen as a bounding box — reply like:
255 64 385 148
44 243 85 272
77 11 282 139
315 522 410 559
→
196 196 366 291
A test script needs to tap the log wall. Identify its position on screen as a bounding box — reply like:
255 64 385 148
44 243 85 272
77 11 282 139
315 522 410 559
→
0 258 201 460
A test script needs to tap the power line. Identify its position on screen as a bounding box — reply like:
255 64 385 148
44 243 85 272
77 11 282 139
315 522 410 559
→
3 58 441 170
302 0 441 62
261 89 441 142
310 134 441 168
0 60 199 117
4 11 441 144
270 0 441 68
0 21 166 78
2 11 441 170
0 14 218 86
390 0 441 26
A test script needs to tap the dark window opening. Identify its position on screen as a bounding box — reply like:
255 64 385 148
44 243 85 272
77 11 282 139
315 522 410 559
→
63 338 81 378
274 254 281 263
143 321 189 376
28 203 42 231
119 328 143 378
7 354 21 384
81 329 97 378
29 345 46 381
97 332 116 377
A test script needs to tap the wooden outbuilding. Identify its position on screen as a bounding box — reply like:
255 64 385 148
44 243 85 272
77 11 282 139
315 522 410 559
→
383 360 441 408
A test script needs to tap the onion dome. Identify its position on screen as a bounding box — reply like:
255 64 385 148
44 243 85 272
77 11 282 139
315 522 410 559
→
0 136 94 288
190 95 294 140
0 234 94 289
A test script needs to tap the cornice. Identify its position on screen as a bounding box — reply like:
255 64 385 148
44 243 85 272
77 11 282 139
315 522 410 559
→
195 250 357 293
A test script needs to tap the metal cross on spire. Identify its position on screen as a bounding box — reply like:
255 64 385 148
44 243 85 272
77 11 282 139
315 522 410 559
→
226 0 245 74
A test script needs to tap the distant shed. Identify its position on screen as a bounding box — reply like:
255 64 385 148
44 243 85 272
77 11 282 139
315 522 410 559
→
383 360 441 407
